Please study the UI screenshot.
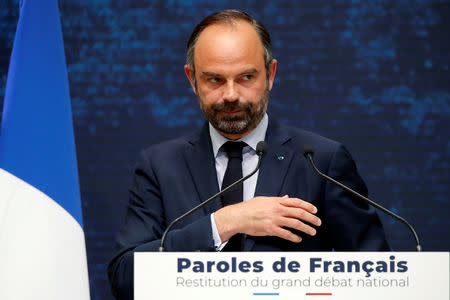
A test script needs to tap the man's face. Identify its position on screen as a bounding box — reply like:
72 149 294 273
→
185 21 277 140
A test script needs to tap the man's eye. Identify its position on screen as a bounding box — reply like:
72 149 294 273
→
209 77 221 83
242 75 253 81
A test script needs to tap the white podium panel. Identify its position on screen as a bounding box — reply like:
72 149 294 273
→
135 252 448 300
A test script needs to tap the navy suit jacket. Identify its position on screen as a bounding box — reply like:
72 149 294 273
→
108 119 389 299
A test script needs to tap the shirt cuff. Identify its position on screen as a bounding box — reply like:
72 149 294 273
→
210 213 227 251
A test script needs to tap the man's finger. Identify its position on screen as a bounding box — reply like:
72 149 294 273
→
273 227 302 243
280 217 317 236
279 197 318 214
282 206 322 227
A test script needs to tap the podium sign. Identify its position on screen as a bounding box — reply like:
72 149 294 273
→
135 252 448 300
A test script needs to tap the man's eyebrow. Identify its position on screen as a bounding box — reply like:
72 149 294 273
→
239 68 258 75
201 69 259 77
201 71 221 77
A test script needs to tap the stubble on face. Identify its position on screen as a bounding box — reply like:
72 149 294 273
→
197 87 269 136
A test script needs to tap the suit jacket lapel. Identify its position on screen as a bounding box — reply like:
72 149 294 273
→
183 123 222 215
184 120 294 208
244 119 295 251
254 119 295 197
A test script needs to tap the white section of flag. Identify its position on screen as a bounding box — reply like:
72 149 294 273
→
0 168 90 300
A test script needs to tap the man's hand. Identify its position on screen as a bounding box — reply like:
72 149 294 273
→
214 195 321 243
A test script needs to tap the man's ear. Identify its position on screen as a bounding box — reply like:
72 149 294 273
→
267 59 277 91
184 64 197 94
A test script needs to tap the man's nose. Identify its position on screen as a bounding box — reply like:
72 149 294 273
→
222 80 239 102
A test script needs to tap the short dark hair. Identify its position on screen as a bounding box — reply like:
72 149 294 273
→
186 10 273 77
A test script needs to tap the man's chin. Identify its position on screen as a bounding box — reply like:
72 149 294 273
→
218 115 246 123
213 120 249 135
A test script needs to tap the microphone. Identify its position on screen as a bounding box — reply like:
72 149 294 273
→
302 145 422 252
158 141 268 252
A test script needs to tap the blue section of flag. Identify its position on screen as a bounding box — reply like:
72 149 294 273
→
0 0 83 227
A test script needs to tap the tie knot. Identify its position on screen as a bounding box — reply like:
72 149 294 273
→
222 141 246 159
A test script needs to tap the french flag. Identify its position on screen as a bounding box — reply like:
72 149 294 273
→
0 0 90 299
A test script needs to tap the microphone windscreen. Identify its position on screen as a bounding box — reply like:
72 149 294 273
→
256 141 267 156
302 144 314 157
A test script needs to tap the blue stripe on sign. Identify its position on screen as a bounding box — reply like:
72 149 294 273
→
253 293 280 296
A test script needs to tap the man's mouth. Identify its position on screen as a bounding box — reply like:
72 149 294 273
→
221 109 242 114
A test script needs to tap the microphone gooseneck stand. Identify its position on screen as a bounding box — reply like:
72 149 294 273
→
302 145 422 252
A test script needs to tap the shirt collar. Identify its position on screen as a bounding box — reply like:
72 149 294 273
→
209 113 269 157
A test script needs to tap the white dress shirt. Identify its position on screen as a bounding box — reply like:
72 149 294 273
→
209 114 269 250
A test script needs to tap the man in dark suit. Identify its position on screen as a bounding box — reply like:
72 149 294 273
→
108 9 389 300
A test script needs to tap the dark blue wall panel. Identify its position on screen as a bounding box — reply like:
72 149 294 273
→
1 1 449 299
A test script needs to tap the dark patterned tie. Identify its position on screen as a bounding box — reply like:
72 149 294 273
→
221 141 246 251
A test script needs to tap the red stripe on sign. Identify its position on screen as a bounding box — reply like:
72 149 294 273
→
306 293 332 296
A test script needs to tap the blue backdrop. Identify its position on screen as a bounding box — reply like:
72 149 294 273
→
1 1 449 299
